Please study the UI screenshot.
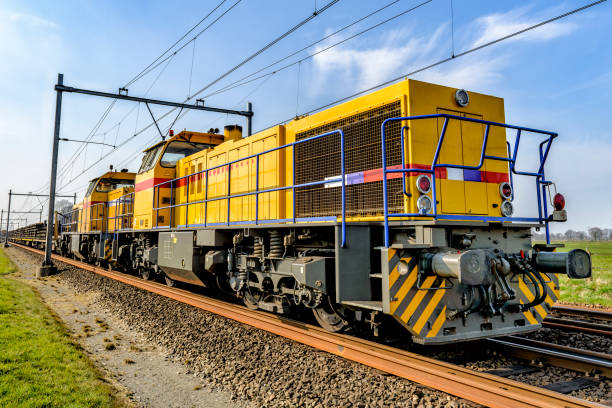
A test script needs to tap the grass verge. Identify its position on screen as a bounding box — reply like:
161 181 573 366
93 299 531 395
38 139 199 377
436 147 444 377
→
553 241 612 308
0 248 122 407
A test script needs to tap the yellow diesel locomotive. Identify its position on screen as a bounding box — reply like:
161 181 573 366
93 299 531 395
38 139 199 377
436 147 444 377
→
55 79 591 344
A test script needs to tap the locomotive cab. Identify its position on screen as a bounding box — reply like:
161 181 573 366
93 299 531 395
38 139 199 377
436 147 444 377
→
132 130 225 230
65 170 135 262
81 170 136 233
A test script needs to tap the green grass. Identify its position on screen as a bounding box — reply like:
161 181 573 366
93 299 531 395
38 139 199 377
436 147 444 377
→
0 249 15 275
0 249 121 407
552 241 612 308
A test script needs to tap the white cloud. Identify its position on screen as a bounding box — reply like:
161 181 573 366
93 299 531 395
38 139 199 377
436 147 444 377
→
471 7 576 48
414 55 508 90
9 12 57 29
311 5 579 94
312 25 448 90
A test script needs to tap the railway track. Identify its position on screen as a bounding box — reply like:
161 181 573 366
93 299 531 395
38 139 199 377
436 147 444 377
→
543 305 612 337
488 336 612 378
9 242 604 408
551 305 612 323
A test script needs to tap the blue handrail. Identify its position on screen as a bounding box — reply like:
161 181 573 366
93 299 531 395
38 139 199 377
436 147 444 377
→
152 129 347 247
381 114 558 247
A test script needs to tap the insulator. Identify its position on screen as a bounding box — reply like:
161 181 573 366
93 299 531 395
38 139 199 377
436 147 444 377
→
268 230 283 258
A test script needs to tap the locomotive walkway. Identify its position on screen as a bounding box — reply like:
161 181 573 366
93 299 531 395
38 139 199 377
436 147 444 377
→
11 242 604 408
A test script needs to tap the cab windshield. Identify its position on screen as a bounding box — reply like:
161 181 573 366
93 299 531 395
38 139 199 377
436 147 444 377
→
160 141 210 167
138 145 164 173
85 180 98 196
95 178 135 193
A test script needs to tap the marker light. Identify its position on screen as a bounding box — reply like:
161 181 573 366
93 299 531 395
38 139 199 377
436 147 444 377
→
499 182 512 199
417 195 433 214
455 89 470 107
416 175 432 194
501 200 514 217
553 193 565 211
169 129 174 136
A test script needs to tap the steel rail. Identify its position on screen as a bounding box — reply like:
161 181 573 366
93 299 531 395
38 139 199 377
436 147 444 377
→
10 242 604 408
489 336 612 378
543 317 612 337
551 305 612 323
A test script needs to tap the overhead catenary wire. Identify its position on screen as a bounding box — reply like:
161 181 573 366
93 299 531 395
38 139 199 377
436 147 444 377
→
58 53 177 184
187 0 342 100
114 74 273 173
124 0 231 88
55 53 178 190
126 0 244 88
202 0 407 99
41 1 242 195
201 0 432 100
264 0 607 129
58 0 341 191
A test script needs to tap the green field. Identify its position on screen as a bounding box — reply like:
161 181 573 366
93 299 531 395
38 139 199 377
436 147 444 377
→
0 249 121 407
553 241 612 308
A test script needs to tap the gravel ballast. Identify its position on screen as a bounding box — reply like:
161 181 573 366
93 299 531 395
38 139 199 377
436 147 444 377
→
10 248 471 408
9 246 612 406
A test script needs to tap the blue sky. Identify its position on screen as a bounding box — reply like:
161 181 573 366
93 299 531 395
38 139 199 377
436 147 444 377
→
0 0 610 233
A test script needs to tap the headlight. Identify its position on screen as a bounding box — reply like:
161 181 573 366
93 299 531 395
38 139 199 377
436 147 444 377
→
417 195 433 214
455 89 469 107
500 200 513 217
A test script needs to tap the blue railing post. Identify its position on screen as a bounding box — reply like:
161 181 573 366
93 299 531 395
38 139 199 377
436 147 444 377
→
226 164 231 226
255 155 260 225
185 176 188 227
340 130 346 248
292 146 296 224
400 125 410 197
381 120 390 248
431 118 449 218
204 170 209 227
539 142 551 245
171 180 175 228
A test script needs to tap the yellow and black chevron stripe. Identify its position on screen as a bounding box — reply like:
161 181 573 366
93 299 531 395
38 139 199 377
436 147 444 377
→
104 239 112 261
387 249 448 339
515 271 559 324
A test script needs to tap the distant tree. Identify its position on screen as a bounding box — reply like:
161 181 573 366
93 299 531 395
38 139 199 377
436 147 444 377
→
564 229 577 240
55 199 74 216
576 231 587 241
588 227 603 241
553 233 565 241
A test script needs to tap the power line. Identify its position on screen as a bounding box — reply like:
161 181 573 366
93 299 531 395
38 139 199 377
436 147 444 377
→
126 0 244 88
187 0 342 100
203 0 407 98
43 1 243 194
266 0 607 129
58 0 341 191
126 0 342 145
59 53 178 183
201 0 431 100
124 0 231 88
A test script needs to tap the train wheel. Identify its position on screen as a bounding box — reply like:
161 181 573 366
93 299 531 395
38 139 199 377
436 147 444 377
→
313 297 350 332
140 267 152 281
242 287 263 310
164 275 176 287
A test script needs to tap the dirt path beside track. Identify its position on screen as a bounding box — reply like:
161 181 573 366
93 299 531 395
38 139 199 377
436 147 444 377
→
5 247 242 408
